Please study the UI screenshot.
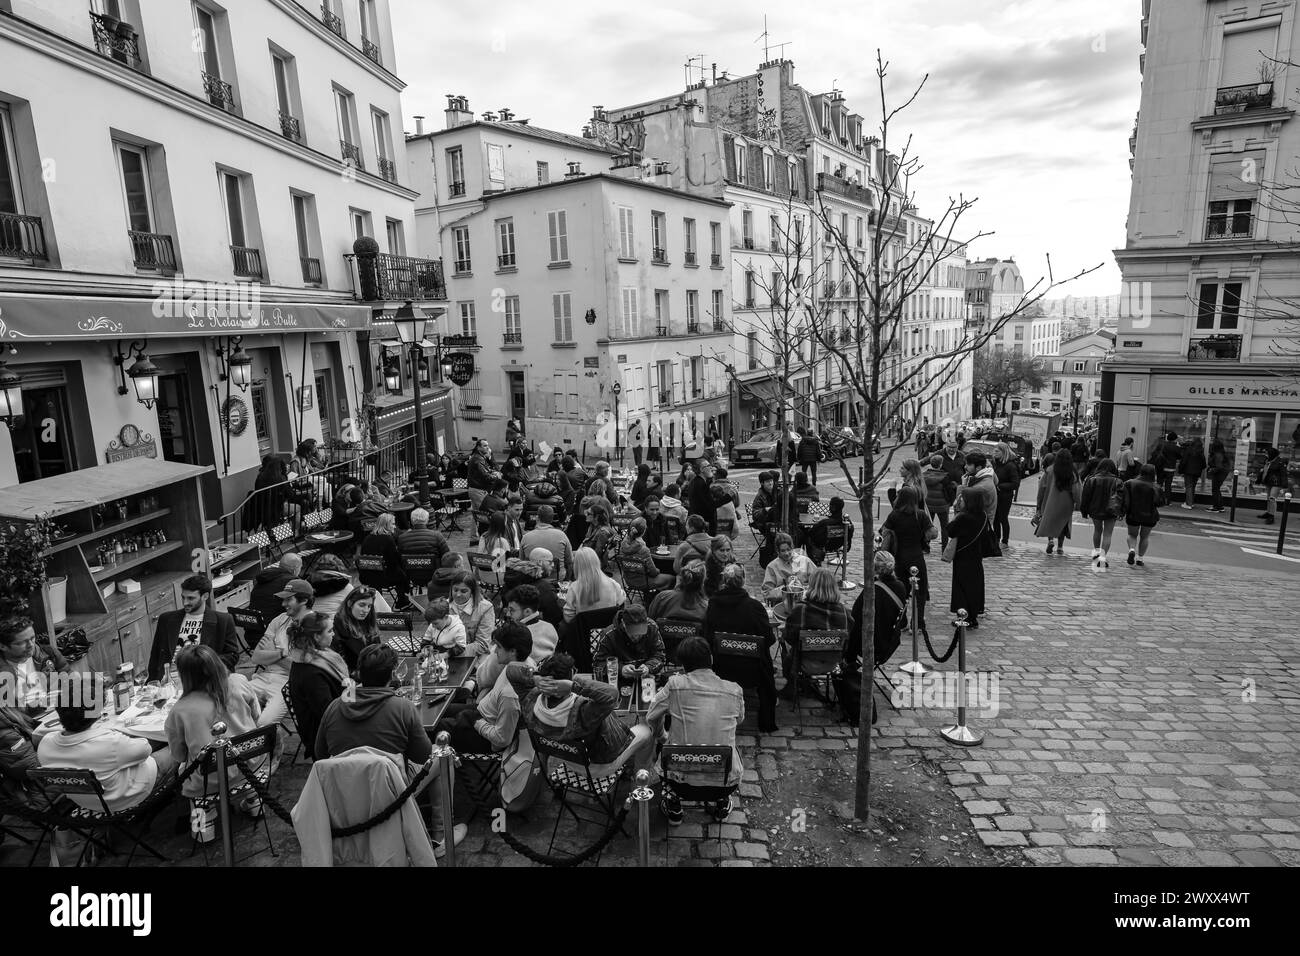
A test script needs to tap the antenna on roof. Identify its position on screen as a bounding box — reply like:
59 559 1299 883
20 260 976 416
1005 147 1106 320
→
755 15 770 61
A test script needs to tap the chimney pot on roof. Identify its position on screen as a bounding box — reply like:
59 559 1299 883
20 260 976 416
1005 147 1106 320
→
414 115 425 135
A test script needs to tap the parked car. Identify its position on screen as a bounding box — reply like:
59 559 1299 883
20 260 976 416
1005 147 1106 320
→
731 428 800 466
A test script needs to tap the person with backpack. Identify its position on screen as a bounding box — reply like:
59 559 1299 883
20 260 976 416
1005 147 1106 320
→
1205 438 1230 513
1080 458 1124 571
1178 437 1207 510
1256 447 1289 525
1120 463 1163 566
838 550 910 727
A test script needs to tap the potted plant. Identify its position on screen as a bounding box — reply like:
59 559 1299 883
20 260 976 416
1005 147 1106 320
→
352 235 381 301
0 518 55 621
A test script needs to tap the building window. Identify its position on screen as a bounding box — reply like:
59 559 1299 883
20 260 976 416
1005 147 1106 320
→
683 218 696 262
446 147 465 197
690 356 703 397
221 171 246 246
1052 381 1062 395
504 295 521 338
747 332 759 370
656 361 673 406
856 216 864 247
654 289 669 331
349 208 370 241
384 218 404 255
115 144 156 235
712 289 724 330
271 52 300 139
193 4 229 97
651 211 667 261
0 105 25 218
619 287 640 338
451 225 471 272
496 218 516 268
1073 361 1086 373
710 221 721 259
547 210 568 263
371 108 393 180
486 143 505 189
334 88 360 166
771 269 783 306
787 157 800 196
1195 281 1243 330
1206 151 1263 239
458 300 476 336
686 290 699 330
552 292 573 342
742 210 753 249
744 271 756 308
292 193 316 272
537 161 549 184
733 140 747 185
618 206 635 259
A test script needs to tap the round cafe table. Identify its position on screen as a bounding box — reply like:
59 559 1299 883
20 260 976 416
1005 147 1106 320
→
386 500 416 530
651 549 676 576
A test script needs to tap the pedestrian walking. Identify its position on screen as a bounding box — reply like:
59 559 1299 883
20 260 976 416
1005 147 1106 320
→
1080 458 1123 571
1034 452 1082 555
1178 437 1206 509
797 428 821 485
881 485 936 638
1256 447 1288 525
921 455 957 548
1120 463 1163 566
992 442 1020 548
1205 438 1229 513
944 495 986 629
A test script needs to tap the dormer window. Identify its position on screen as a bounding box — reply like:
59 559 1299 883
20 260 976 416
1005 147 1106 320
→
821 101 831 131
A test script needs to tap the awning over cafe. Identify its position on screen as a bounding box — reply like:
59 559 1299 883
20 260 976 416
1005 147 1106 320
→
373 386 454 433
0 290 371 341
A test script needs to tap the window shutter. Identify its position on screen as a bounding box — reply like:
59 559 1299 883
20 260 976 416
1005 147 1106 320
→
675 361 687 405
1220 24 1279 86
557 210 568 260
1208 151 1265 202
553 294 563 341
628 287 639 336
723 135 736 182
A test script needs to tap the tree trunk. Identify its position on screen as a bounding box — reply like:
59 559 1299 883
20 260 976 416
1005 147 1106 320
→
854 452 877 819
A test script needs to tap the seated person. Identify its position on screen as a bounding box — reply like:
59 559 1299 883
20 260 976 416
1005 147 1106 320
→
145 574 240 681
0 705 38 805
37 675 178 812
618 517 676 592
427 553 466 602
657 492 689 527
646 636 744 824
440 622 531 754
761 532 812 621
673 515 713 572
793 471 820 501
711 467 741 510
503 548 564 627
506 653 654 774
704 563 778 734
805 496 854 566
421 597 468 656
647 560 709 628
480 479 510 521
519 506 573 580
640 495 681 551
779 567 848 693
1 617 70 707
843 551 910 727
246 577 314 728
505 585 558 664
562 547 627 623
397 509 450 567
357 513 411 609
593 604 666 687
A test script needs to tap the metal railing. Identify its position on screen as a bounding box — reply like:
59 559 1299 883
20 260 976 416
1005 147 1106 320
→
687 320 700 334
710 252 722 266
129 231 177 272
231 245 264 279
340 140 364 169
90 12 141 63
202 72 235 112
361 38 381 64
652 247 667 263
712 318 727 332
279 111 302 142
684 251 697 265
321 4 345 37
1 212 49 261
742 237 754 249
378 156 397 183
656 325 669 336
344 252 447 301
497 252 516 268
658 390 672 406
503 330 522 345
301 256 322 284
745 297 756 308
449 182 466 197
1187 333 1242 361
1214 82 1272 115
816 172 872 204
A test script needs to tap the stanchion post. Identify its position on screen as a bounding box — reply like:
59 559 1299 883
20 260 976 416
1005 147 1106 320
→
938 611 984 747
632 768 653 868
211 720 236 867
433 731 457 867
1230 471 1239 523
1278 493 1292 555
898 566 931 677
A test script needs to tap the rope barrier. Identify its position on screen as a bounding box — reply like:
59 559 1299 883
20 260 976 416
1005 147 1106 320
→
921 624 962 664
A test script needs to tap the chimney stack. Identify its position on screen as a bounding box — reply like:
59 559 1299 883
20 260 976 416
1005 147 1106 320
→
499 108 514 122
444 95 472 129
413 115 425 135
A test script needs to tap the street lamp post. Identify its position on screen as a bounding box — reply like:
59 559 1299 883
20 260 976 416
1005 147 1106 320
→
611 380 623 469
1071 383 1083 434
391 300 445 506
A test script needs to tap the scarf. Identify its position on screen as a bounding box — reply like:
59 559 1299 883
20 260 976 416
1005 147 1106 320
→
289 647 354 700
533 692 577 728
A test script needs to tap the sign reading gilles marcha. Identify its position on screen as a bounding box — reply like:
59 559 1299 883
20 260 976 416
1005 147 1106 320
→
445 352 476 387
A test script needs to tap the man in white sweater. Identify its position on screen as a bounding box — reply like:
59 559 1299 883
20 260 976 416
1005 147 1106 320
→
505 586 558 665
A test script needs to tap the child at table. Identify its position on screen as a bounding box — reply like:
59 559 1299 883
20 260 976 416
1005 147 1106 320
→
422 598 468 656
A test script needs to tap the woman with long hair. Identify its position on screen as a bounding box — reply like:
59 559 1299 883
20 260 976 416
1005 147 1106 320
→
358 511 411 608
1034 449 1082 554
1079 458 1123 571
630 462 660 509
165 644 264 838
881 484 935 636
333 585 381 671
618 516 675 593
286 612 350 759
647 559 708 626
562 546 626 623
703 534 734 596
779 567 847 698
448 571 496 655
480 511 511 561
580 496 616 572
947 495 987 628
244 454 292 534
992 442 1021 548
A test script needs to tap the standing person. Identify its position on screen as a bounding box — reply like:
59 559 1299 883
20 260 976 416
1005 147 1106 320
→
687 461 718 534
1034 451 1082 555
992 443 1021 549
922 454 957 548
1080 459 1124 571
1120 463 1163 565
887 459 927 511
939 437 966 489
1070 439 1089 479
629 418 644 467
580 496 617 572
1079 449 1105 483
956 451 998 556
1205 438 1230 513
1115 436 1139 480
146 574 240 681
1178 437 1206 509
1150 432 1180 502
1257 447 1289 524
797 428 821 485
881 486 935 637
751 470 790 568
466 439 496 509
946 496 987 628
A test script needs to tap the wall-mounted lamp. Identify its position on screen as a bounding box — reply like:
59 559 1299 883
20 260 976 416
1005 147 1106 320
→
114 340 160 409
0 360 24 429
584 308 597 325
383 362 402 393
215 335 252 392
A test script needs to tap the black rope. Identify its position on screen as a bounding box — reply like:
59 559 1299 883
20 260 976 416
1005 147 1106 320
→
921 625 963 664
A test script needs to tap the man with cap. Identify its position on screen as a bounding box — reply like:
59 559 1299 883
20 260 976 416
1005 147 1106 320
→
593 604 666 689
247 553 303 639
248 577 314 728
519 505 572 579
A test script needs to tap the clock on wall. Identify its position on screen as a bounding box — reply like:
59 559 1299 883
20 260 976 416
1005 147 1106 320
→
221 396 250 437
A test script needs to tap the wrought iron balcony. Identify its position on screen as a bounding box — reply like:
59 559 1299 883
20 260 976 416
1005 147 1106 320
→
377 156 398 183
656 325 669 336
713 319 728 332
449 182 466 198
89 12 141 64
816 171 872 204
128 231 176 272
684 250 697 265
202 72 235 112
340 140 364 169
231 245 263 279
742 237 754 250
652 247 667 263
321 4 345 37
745 298 756 309
687 320 701 334
0 212 48 261
1187 333 1242 361
503 331 522 345
344 253 447 301
497 252 516 268
839 328 853 343
453 259 471 274
301 256 322 284
710 253 722 266
279 111 302 142
1214 82 1273 115
442 333 478 349
658 389 672 406
361 38 381 65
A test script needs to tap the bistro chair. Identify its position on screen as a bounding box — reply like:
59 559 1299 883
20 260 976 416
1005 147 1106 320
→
356 553 400 606
566 604 623 674
791 629 849 731
190 725 280 865
656 618 704 665
527 730 636 864
741 504 765 561
26 767 168 867
659 744 737 863
229 607 268 661
821 519 857 590
302 508 332 531
279 684 303 766
709 630 768 698
376 611 418 655
467 551 504 597
401 552 436 590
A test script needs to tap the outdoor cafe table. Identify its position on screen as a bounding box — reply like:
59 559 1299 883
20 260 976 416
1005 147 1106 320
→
416 653 475 733
386 499 416 530
30 694 175 746
651 548 676 575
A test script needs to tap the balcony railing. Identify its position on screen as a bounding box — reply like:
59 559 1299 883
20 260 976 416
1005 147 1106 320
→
687 320 701 334
822 282 836 297
503 331 522 345
301 256 322 284
1214 82 1273 115
1187 333 1242 361
343 252 447 301
745 297 756 308
652 247 667 263
321 4 345 37
278 111 302 142
378 157 397 183
89 12 141 64
684 250 697 265
202 72 235 112
340 140 364 168
442 333 478 349
742 237 754 250
656 325 669 336
710 253 722 266
128 231 177 272
449 182 466 197
497 252 516 268
231 245 264 279
658 390 672 406
840 328 853 343
713 319 727 332
453 260 471 274
0 212 48 261
816 171 872 204
361 38 381 64
770 238 781 251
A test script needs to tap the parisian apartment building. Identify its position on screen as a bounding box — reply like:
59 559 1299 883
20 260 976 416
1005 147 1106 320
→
1104 0 1300 484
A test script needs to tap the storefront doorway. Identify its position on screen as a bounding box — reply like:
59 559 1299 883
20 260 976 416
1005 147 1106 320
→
11 386 76 482
507 371 526 434
156 373 199 465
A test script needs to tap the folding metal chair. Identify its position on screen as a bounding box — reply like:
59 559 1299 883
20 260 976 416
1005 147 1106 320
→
528 730 632 863
356 553 400 606
26 767 168 867
742 504 765 561
709 631 769 708
659 744 737 861
791 628 849 731
191 725 279 865
467 551 504 597
428 492 463 533
402 552 436 591
821 520 858 590
302 508 332 531
279 684 303 766
229 607 267 660
657 618 704 664
377 611 419 655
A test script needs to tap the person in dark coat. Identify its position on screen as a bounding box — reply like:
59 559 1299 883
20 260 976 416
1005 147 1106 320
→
939 438 966 488
1178 437 1207 509
947 495 986 628
1149 432 1180 502
841 551 911 725
246 553 303 641
146 574 241 681
1080 457 1124 570
686 462 718 534
243 455 291 536
1120 463 1162 565
357 513 411 608
1205 438 1230 513
881 485 934 636
797 429 822 485
286 612 349 761
703 564 778 733
992 443 1020 548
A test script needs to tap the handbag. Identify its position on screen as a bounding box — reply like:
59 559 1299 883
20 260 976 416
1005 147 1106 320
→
878 526 897 556
940 536 958 563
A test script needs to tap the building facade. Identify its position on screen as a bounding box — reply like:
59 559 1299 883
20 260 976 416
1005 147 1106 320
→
1017 329 1117 423
0 0 432 515
1104 0 1300 489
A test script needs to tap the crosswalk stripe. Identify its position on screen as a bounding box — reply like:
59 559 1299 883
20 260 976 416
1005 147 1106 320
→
1240 547 1300 563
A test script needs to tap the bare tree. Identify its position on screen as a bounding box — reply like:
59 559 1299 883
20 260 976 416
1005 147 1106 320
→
972 348 1049 417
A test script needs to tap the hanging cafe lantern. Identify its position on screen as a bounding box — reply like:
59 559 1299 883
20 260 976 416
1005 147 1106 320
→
0 360 23 428
115 340 161 410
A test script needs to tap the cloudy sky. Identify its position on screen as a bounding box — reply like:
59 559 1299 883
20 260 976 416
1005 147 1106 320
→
390 0 1140 297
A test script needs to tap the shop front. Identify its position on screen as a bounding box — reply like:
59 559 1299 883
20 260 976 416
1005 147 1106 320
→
1104 366 1300 500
